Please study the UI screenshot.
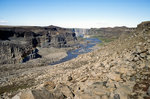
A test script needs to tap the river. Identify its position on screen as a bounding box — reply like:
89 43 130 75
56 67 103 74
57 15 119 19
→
50 38 101 65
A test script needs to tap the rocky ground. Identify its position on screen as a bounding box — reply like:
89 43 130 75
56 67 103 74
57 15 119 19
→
0 21 150 99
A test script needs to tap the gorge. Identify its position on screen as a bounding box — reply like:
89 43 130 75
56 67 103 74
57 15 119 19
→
0 26 77 64
0 21 150 99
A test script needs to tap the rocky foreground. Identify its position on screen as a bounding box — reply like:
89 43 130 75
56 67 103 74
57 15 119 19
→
1 21 150 99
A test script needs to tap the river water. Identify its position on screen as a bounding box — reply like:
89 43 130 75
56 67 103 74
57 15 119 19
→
50 38 101 65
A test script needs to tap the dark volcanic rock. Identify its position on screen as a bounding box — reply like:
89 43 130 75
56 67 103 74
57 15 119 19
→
0 26 77 64
0 41 32 64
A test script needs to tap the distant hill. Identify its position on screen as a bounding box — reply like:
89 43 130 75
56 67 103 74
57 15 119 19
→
88 26 135 39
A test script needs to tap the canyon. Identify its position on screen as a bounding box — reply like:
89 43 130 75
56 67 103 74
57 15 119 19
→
0 21 150 99
0 26 77 64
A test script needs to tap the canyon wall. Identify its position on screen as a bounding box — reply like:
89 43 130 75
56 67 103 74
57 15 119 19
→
0 26 77 64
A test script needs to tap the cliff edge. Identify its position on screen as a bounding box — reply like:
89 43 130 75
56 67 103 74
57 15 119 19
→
0 26 77 64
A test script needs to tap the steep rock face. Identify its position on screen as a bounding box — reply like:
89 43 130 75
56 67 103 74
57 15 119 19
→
0 42 34 64
0 26 77 47
0 26 77 64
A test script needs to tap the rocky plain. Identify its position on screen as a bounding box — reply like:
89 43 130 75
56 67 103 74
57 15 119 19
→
0 21 150 99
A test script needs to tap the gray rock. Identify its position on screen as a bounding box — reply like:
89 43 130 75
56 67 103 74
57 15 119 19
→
140 53 146 58
133 56 139 61
147 86 150 96
136 46 142 53
130 76 136 81
12 88 65 99
56 84 74 98
0 26 77 64
114 94 120 99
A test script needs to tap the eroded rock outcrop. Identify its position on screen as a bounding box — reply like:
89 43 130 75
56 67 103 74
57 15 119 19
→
0 26 77 64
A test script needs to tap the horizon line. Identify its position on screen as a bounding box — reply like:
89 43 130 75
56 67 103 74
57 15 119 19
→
0 24 137 29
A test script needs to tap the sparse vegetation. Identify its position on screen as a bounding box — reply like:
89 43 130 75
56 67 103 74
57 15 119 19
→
92 35 117 46
0 82 33 95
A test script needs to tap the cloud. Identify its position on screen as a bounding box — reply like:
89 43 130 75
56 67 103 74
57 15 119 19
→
0 20 8 24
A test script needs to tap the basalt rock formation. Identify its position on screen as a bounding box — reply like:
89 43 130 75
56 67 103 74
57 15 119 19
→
7 21 150 99
0 26 77 64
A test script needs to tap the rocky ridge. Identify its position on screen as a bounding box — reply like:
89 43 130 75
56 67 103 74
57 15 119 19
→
1 21 150 99
87 26 135 39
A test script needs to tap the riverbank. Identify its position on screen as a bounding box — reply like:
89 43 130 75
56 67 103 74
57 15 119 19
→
50 38 101 65
91 35 117 46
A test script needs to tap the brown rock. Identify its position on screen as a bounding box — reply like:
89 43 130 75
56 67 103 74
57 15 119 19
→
44 81 56 91
101 95 109 99
67 76 73 81
107 73 122 81
57 84 74 98
18 90 35 99
147 55 150 60
12 89 55 99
